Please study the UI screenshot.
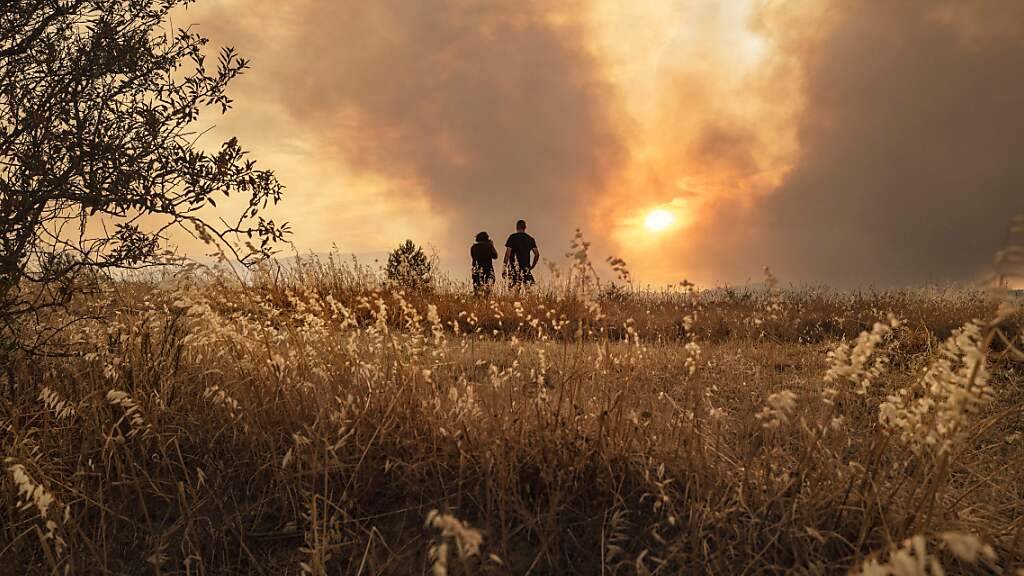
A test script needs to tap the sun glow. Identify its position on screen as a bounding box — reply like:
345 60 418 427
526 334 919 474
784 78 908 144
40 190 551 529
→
644 209 675 232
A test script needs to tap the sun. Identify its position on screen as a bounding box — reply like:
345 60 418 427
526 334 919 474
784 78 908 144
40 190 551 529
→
644 209 675 232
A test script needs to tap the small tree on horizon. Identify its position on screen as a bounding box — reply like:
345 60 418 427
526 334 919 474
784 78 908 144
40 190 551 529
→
385 239 433 291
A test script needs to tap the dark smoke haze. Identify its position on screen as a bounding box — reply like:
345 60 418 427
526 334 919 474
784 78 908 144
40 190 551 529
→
206 0 626 262
686 1 1024 286
191 0 1024 286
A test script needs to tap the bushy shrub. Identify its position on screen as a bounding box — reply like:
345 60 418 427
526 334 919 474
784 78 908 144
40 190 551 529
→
385 240 433 290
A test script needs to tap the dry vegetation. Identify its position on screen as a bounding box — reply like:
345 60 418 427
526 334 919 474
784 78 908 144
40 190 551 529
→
2 248 1023 575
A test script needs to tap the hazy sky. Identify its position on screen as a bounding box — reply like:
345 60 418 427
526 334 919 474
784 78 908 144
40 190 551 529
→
179 0 1024 287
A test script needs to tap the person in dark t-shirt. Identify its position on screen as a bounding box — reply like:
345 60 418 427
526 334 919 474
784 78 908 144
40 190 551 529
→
504 219 539 287
470 231 498 295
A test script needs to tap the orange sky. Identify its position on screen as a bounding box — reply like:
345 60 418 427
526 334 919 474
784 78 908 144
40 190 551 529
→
175 0 1024 287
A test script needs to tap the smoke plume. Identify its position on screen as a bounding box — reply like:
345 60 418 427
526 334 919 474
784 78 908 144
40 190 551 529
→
189 0 1024 286
677 0 1024 286
204 0 626 264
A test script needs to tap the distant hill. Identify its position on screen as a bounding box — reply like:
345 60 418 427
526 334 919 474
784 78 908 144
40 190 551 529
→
272 251 391 267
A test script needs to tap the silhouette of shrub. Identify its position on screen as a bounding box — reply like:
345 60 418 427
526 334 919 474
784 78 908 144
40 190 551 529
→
386 240 434 291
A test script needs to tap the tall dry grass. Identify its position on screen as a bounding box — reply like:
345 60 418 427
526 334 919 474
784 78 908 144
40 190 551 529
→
2 252 1023 574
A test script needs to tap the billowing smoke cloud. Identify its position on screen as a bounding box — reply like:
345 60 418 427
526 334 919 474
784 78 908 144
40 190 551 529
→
206 0 627 265
676 0 1024 286
189 0 1024 286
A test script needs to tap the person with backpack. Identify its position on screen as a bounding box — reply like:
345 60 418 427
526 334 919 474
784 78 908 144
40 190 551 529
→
470 231 498 295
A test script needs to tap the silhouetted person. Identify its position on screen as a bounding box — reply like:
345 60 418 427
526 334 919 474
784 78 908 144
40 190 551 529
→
504 219 539 287
470 231 497 294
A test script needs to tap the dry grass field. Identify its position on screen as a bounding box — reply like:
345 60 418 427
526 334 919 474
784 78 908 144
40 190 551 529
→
5 1 1024 574
2 253 1023 575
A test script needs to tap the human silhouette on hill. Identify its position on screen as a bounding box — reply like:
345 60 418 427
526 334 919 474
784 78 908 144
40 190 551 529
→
504 219 539 288
470 231 498 294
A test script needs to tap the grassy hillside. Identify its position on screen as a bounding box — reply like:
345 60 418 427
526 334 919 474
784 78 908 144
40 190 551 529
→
2 257 1022 574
